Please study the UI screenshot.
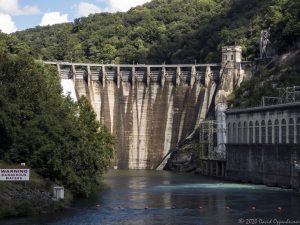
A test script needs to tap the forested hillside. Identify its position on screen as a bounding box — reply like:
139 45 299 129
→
0 33 113 196
14 0 299 64
228 48 300 108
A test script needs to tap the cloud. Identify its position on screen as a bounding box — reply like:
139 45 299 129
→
0 13 17 33
40 12 69 26
0 0 39 16
77 2 102 17
106 0 151 12
22 5 39 15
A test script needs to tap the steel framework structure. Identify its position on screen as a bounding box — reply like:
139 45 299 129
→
198 121 225 161
261 86 300 106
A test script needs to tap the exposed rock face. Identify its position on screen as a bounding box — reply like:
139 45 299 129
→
164 137 199 172
215 46 248 105
0 186 52 206
216 66 246 104
0 184 54 218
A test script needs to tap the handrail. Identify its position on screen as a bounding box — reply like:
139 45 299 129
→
44 61 221 68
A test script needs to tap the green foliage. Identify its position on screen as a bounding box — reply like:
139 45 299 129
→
270 0 300 53
0 200 34 218
229 51 300 108
0 33 113 196
13 0 299 64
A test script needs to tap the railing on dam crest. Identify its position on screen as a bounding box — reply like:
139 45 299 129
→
45 61 221 86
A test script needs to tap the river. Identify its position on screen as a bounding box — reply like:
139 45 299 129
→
2 170 300 225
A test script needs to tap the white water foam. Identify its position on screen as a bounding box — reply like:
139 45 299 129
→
61 79 77 101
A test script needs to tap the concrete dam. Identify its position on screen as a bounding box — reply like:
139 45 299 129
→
46 46 247 170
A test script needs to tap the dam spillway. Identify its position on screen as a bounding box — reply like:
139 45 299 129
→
46 62 221 169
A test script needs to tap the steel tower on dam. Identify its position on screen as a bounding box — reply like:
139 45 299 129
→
45 46 249 170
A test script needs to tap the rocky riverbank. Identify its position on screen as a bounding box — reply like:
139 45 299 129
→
0 181 72 219
0 162 71 219
0 183 52 218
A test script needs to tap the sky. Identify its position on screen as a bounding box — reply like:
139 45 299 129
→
0 0 151 34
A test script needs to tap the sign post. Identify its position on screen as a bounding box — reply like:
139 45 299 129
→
0 169 30 181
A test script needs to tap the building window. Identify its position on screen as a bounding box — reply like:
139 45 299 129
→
238 122 242 143
261 120 266 144
289 118 294 144
233 122 236 144
274 119 279 144
243 122 248 143
255 121 259 143
297 118 300 144
231 54 234 60
249 121 253 144
281 119 287 144
227 123 231 144
267 120 272 144
225 55 227 61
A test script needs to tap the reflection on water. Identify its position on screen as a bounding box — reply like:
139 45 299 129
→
1 170 300 225
155 183 293 190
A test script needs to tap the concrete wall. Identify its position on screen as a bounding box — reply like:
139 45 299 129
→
48 45 248 170
98 80 214 169
226 144 300 190
57 63 218 169
226 103 300 190
227 103 300 144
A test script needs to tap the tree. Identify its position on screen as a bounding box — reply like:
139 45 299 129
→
0 33 113 196
18 0 298 63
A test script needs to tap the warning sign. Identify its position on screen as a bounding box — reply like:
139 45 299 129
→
0 169 30 181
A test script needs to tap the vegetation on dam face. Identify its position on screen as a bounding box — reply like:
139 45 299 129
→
14 0 299 64
0 33 113 199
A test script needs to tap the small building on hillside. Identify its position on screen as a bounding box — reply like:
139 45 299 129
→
226 101 300 190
